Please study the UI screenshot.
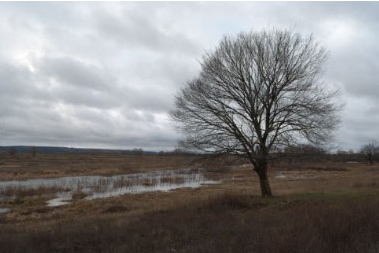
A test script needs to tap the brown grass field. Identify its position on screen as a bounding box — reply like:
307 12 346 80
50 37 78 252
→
1 154 379 253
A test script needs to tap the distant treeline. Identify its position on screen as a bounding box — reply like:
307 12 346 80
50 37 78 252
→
0 146 157 155
1 145 377 163
0 146 198 156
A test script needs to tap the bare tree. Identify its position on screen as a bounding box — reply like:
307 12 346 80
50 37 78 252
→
132 148 143 156
171 29 341 197
360 140 378 165
158 151 165 156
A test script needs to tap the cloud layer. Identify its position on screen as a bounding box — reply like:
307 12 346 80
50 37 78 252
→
1 2 378 151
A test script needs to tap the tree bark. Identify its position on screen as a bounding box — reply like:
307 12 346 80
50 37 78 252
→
256 164 272 197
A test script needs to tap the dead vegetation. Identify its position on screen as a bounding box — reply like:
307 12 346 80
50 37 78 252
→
0 153 199 181
1 192 379 253
1 154 379 252
0 185 70 201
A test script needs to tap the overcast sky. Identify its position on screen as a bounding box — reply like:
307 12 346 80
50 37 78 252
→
1 2 378 151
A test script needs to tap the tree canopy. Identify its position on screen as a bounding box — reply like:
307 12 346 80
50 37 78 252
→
172 29 341 196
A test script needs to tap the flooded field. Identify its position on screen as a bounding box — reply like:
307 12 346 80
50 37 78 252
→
1 153 378 253
1 168 220 207
0 208 11 214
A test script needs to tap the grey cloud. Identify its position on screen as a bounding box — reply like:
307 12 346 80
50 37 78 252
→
93 8 200 55
1 57 178 149
1 62 47 100
336 96 379 150
3 2 86 29
38 56 114 91
1 2 379 151
4 104 178 150
54 85 121 109
1 58 120 111
326 37 379 100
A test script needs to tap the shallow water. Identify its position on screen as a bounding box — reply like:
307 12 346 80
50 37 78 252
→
0 208 11 214
274 171 318 180
47 192 72 207
1 168 220 206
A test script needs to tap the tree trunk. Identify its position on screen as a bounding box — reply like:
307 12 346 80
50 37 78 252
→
368 154 373 165
256 164 272 197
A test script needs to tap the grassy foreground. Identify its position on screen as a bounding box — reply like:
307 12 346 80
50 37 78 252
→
1 154 379 252
1 191 379 253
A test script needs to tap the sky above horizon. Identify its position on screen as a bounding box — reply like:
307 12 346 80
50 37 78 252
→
1 2 378 151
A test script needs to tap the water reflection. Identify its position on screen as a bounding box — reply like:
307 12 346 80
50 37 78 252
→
47 192 72 207
1 169 220 206
0 208 11 214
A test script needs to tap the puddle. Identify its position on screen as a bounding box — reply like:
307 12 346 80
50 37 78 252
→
0 208 11 214
86 177 218 200
1 168 220 206
275 173 287 179
47 192 72 207
275 171 318 180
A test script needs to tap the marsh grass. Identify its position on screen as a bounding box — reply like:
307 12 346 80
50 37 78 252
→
101 204 129 213
160 176 186 184
1 156 379 253
1 192 379 253
0 185 70 199
272 161 347 171
71 192 87 200
0 154 199 181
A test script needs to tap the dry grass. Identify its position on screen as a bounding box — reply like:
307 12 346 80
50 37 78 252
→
160 176 186 184
1 192 379 253
0 185 70 199
1 158 379 224
0 154 198 181
1 154 379 252
271 161 348 171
